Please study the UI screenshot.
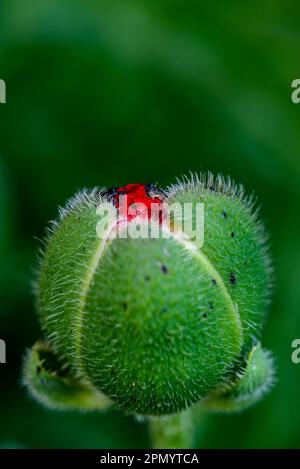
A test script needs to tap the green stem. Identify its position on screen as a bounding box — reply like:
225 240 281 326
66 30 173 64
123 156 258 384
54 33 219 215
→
149 408 196 449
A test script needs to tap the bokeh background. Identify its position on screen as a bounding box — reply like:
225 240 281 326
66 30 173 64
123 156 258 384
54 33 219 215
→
0 0 300 448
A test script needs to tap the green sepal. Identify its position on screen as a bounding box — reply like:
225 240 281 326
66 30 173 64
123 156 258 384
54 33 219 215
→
203 343 275 412
22 341 111 411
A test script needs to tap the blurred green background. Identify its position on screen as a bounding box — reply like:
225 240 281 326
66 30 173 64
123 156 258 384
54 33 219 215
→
0 0 300 448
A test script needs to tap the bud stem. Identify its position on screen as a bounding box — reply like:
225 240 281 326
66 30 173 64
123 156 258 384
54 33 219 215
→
149 408 196 449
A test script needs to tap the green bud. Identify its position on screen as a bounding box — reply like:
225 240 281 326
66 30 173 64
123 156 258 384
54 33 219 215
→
23 173 274 420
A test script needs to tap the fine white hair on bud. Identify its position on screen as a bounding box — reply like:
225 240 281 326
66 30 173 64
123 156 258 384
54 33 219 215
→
23 173 274 423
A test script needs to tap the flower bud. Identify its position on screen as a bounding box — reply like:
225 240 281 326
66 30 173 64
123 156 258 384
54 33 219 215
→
23 174 274 417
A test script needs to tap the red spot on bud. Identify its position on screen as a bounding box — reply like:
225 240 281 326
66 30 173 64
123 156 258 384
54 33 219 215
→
110 184 164 222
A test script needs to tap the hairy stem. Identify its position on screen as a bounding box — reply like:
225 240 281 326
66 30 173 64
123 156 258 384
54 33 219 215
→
149 408 196 449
